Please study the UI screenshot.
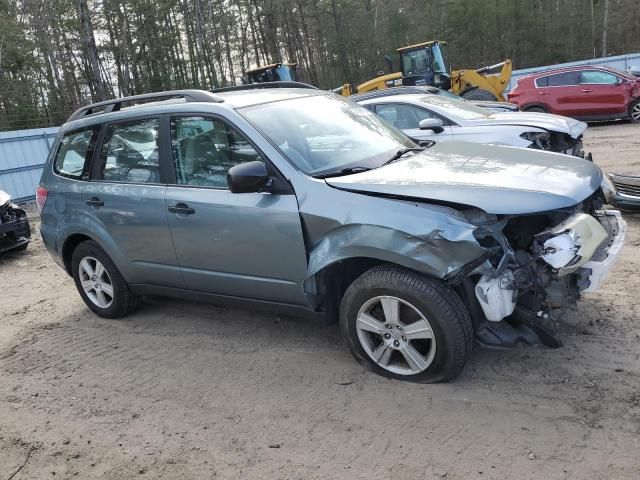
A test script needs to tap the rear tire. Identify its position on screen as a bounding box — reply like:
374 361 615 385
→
461 88 498 101
629 99 640 124
71 240 137 318
339 266 473 383
524 105 548 113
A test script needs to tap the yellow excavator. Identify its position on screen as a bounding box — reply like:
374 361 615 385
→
337 40 512 101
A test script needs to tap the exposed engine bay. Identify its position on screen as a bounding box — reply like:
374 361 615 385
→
460 193 625 348
0 190 31 254
526 130 586 157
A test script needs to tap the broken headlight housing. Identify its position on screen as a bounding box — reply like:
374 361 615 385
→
535 213 608 276
520 131 551 150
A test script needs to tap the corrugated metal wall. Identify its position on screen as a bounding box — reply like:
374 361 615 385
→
508 52 640 91
0 127 59 202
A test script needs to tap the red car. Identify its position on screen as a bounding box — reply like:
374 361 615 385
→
508 65 640 123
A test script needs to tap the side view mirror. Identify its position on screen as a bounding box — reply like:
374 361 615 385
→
419 118 445 133
227 161 270 193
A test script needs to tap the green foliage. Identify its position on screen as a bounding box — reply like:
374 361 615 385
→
0 0 638 130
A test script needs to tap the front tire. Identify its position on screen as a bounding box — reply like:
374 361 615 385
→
340 266 473 383
71 240 137 318
629 99 640 124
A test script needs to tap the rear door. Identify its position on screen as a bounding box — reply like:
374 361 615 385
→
578 70 627 116
535 72 581 116
164 114 309 305
83 115 183 288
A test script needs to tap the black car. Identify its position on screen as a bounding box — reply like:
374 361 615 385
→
0 190 31 253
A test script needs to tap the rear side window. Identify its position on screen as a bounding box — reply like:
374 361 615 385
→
95 118 161 184
546 72 579 86
580 70 618 84
535 76 549 87
54 128 100 180
374 103 435 129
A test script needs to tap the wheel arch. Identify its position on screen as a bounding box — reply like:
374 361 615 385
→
310 256 441 324
522 102 550 113
61 233 95 275
60 229 130 280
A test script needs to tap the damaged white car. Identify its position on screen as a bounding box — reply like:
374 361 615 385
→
356 93 589 158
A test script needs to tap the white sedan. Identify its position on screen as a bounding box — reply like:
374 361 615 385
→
354 93 588 157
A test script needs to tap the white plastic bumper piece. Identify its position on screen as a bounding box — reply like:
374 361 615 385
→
582 210 626 293
475 271 517 322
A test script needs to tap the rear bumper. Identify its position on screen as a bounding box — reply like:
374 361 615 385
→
580 210 626 293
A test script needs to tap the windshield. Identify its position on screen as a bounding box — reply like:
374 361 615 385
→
432 44 449 74
240 94 415 176
417 95 489 121
402 49 432 76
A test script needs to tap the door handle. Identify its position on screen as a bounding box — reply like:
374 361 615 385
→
168 203 195 215
538 91 549 95
86 197 104 207
581 89 592 93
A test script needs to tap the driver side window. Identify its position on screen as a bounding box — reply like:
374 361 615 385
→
171 116 262 188
375 103 435 130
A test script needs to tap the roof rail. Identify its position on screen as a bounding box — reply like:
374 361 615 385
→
67 89 224 122
211 81 318 93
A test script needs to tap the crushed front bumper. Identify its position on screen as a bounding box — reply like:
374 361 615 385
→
0 206 31 253
580 210 626 293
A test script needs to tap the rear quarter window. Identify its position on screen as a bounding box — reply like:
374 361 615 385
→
54 127 100 180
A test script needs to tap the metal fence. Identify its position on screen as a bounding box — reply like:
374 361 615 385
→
508 52 640 91
0 127 59 202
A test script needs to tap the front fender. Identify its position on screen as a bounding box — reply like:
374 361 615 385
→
306 222 488 281
298 179 489 282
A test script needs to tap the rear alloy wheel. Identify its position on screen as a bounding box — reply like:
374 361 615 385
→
629 100 640 124
340 266 473 382
78 256 114 309
71 240 137 318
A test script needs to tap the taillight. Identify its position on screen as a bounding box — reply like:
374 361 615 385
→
36 186 48 213
507 91 523 100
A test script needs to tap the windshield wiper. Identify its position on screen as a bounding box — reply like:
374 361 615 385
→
381 147 425 166
314 166 372 179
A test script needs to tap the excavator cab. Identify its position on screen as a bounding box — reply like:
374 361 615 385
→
398 41 451 91
244 63 297 84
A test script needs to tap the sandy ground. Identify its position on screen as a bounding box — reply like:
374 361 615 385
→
1 123 639 480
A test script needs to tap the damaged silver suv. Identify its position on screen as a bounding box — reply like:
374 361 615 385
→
38 86 625 382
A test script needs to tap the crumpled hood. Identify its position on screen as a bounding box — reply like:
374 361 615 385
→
471 100 519 112
326 142 602 215
470 111 587 138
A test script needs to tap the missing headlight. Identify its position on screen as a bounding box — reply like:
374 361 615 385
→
520 131 551 150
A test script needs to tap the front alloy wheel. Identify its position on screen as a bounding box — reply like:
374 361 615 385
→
340 266 473 382
356 296 436 375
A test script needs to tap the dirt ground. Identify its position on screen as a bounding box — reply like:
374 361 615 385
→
1 123 639 480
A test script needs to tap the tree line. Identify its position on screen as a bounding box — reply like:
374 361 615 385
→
0 0 638 131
